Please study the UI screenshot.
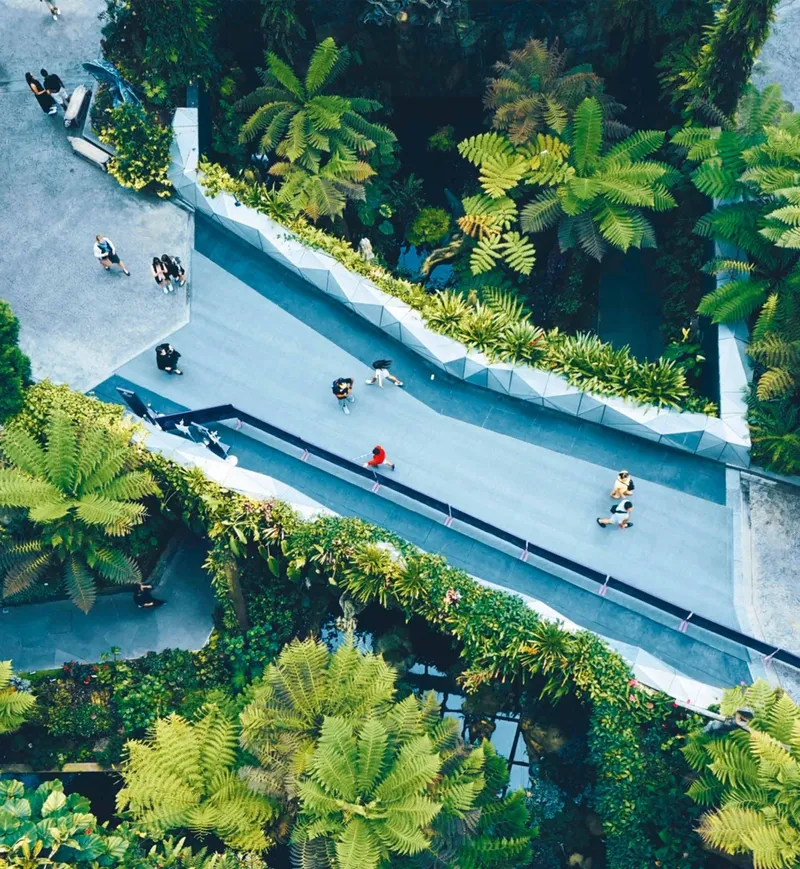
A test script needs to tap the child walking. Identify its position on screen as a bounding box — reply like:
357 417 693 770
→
364 445 395 471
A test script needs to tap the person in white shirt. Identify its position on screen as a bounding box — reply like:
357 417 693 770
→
597 500 633 529
93 235 130 275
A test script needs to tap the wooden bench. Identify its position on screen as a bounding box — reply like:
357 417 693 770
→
67 136 110 171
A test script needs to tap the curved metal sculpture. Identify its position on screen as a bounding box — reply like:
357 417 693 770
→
82 59 142 108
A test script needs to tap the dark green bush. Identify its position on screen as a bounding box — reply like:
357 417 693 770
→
0 300 31 423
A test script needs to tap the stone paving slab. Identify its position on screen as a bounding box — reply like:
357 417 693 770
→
0 0 191 391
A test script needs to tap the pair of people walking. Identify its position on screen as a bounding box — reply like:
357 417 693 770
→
332 360 404 415
26 70 67 115
151 255 185 294
597 470 635 530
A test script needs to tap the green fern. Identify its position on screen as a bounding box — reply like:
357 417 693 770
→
0 411 157 612
0 661 35 734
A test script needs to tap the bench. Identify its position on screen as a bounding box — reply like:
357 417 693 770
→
64 84 90 128
67 136 110 171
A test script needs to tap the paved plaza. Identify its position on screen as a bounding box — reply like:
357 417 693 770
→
0 0 191 391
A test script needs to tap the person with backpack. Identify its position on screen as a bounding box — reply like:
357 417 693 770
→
610 470 635 499
365 359 403 388
363 445 395 471
93 235 130 275
597 501 633 529
332 377 355 414
160 254 186 289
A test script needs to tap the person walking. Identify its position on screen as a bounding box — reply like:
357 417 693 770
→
25 73 57 115
93 235 130 275
332 377 355 414
40 0 61 20
41 68 69 110
597 500 633 530
155 343 182 375
365 358 403 388
160 254 186 289
610 470 635 499
134 582 165 609
151 257 170 293
363 445 395 471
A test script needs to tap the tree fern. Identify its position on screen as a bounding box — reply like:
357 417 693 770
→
237 38 395 221
118 705 275 851
685 680 800 868
0 411 157 612
0 661 35 734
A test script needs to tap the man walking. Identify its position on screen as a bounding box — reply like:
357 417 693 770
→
363 445 395 471
93 235 130 275
332 377 355 414
41 69 68 110
597 501 633 529
365 359 403 388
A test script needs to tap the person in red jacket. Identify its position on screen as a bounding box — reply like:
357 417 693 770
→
363 445 395 471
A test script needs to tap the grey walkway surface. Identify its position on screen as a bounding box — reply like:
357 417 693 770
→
91 374 751 688
0 537 215 673
752 0 800 109
93 222 746 678
0 0 191 391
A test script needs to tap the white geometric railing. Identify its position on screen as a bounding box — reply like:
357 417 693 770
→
169 108 751 467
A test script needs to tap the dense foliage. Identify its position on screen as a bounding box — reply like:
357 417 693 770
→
683 681 800 868
100 104 173 198
0 300 31 424
100 0 218 106
0 410 158 611
0 660 35 734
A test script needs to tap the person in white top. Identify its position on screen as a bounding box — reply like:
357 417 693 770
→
93 235 130 276
597 500 633 529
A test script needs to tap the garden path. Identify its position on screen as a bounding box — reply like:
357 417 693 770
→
0 0 191 391
0 537 215 673
90 221 752 688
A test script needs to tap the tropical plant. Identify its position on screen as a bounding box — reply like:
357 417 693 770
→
684 0 779 114
484 38 628 144
683 680 800 868
0 300 31 424
291 713 442 869
518 98 677 259
117 704 275 851
406 207 451 247
238 635 397 804
0 411 159 612
747 397 800 474
100 0 218 105
0 660 35 733
0 778 130 867
100 103 173 198
237 38 396 221
671 83 793 200
427 125 457 153
261 0 306 59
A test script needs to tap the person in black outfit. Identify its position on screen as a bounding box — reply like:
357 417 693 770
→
134 582 165 608
161 254 186 289
41 68 68 110
155 343 182 375
25 73 56 115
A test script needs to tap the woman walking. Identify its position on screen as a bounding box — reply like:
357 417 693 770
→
151 257 170 293
26 73 57 115
610 470 635 499
161 254 186 290
155 343 182 375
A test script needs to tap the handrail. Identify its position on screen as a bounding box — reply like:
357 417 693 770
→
123 390 800 672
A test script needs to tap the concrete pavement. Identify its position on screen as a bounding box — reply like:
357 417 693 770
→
0 537 215 673
0 0 191 390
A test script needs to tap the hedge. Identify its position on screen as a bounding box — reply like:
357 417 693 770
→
7 382 705 868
